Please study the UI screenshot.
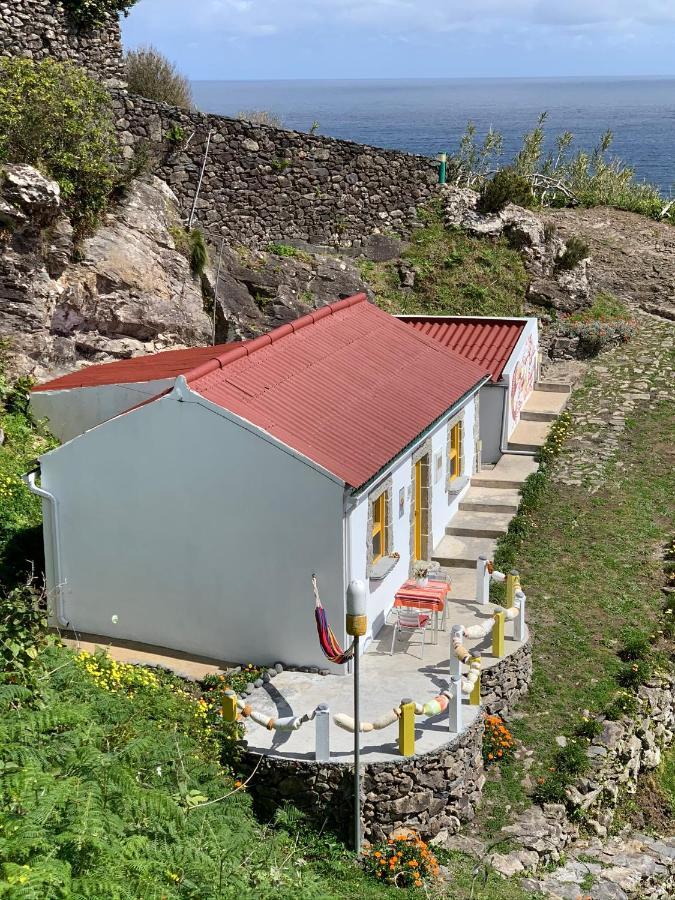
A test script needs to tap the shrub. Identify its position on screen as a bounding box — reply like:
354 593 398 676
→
604 690 638 720
483 714 515 765
0 57 120 230
189 227 209 277
532 773 568 805
559 319 636 357
568 292 630 323
556 236 590 271
477 169 535 215
166 122 186 146
617 658 652 689
555 739 589 776
0 583 48 691
574 716 604 742
62 0 139 28
125 46 193 109
237 109 284 129
362 833 440 888
618 629 651 662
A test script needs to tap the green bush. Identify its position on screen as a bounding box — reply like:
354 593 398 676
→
125 46 193 109
559 319 636 357
618 629 651 662
574 717 604 742
604 691 638 720
0 583 48 691
189 228 209 277
555 740 589 776
477 169 535 215
617 658 652 689
532 773 568 805
62 0 139 28
556 236 590 271
0 57 120 230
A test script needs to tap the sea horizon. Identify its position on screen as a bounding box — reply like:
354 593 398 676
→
192 75 675 193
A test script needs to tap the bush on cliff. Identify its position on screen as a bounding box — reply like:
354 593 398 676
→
62 0 139 28
126 46 193 109
0 57 120 230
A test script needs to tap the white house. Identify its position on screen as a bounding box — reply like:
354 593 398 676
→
29 294 492 670
397 316 539 464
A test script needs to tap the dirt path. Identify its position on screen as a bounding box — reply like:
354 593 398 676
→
543 207 675 320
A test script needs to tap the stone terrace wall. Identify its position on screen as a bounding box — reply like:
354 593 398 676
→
112 92 439 248
243 716 484 843
0 0 125 86
481 638 533 717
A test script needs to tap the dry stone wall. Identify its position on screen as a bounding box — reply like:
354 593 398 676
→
112 92 439 248
0 0 125 85
243 716 484 843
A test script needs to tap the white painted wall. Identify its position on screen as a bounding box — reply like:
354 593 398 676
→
38 391 346 670
347 396 476 649
479 384 506 465
30 380 175 443
503 318 539 438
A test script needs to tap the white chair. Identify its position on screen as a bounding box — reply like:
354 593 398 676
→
390 607 431 659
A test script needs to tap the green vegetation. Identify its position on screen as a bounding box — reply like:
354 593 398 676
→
477 170 535 215
450 113 674 224
568 292 631 323
166 123 187 146
266 242 311 262
189 227 209 278
480 397 673 829
125 45 194 109
62 0 139 28
555 235 589 272
0 58 120 231
362 202 527 318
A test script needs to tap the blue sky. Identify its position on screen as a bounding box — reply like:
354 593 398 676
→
122 1 675 80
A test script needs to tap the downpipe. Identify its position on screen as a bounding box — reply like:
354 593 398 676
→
22 469 68 627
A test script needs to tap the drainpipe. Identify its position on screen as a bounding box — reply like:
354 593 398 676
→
498 382 536 458
22 469 68 627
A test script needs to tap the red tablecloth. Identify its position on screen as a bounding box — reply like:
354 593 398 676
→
394 579 449 613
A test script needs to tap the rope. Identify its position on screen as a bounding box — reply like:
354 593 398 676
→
237 697 320 732
312 575 355 665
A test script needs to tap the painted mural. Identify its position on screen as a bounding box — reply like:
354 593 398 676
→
510 334 537 423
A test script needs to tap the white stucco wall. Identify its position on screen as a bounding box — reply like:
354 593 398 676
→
30 379 175 443
38 390 346 670
503 318 539 438
347 396 476 649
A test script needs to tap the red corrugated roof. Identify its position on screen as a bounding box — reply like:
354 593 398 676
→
398 316 526 382
187 295 488 487
31 343 244 392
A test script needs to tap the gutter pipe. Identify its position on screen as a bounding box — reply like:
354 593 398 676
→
22 469 68 627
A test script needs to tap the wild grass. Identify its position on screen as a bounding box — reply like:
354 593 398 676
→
362 202 527 318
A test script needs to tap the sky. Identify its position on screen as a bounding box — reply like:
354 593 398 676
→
121 1 675 80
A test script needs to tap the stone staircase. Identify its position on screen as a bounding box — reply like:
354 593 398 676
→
432 385 570 579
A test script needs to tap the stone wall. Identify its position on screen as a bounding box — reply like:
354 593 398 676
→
111 92 439 248
0 0 125 86
243 715 484 844
481 638 533 717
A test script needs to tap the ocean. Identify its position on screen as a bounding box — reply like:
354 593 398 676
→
192 77 675 194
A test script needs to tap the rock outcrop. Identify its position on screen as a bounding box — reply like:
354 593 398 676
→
0 165 212 379
441 185 591 312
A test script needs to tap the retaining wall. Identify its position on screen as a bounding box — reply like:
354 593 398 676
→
481 638 533 716
111 92 440 248
0 0 125 85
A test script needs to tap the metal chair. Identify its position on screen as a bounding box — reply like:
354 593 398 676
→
390 607 431 659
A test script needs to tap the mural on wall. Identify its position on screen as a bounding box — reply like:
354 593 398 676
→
510 334 537 423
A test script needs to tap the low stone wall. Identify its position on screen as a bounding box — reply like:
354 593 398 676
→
0 0 125 86
111 92 439 248
243 715 484 843
481 637 533 717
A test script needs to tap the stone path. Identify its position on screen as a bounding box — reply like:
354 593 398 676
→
521 832 675 900
551 313 674 491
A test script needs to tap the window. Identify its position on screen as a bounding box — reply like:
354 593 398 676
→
371 492 387 563
448 421 463 481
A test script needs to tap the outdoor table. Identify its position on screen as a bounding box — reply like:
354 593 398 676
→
393 579 450 645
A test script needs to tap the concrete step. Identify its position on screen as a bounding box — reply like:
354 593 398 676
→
521 410 557 422
446 510 511 538
433 534 498 569
508 420 551 453
472 453 539 489
535 381 572 394
460 485 521 514
521 388 569 418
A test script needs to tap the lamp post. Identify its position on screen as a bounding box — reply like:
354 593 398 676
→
346 579 367 854
437 151 448 185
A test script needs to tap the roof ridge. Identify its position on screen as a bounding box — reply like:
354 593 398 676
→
184 293 368 385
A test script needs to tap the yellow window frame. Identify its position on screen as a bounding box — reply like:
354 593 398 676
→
371 492 387 563
449 421 463 481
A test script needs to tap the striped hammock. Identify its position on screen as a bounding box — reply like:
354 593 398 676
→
312 575 355 665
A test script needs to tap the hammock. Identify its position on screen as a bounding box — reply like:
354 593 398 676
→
312 574 356 665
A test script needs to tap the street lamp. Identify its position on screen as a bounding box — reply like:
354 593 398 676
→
346 579 367 853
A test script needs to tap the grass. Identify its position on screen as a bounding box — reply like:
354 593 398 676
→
362 202 527 318
568 292 632 323
476 397 674 833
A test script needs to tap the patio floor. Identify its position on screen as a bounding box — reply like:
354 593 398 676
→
242 591 528 763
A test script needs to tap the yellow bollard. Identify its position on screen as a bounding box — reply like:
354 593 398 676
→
222 689 238 723
398 699 416 757
505 569 519 609
469 659 481 706
492 611 505 658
